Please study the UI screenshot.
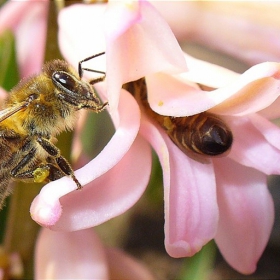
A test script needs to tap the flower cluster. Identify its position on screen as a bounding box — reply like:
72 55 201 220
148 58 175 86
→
2 0 280 277
29 0 280 275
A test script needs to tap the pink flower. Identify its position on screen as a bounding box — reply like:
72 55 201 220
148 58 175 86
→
150 1 280 65
141 58 279 274
30 0 280 275
31 0 186 229
0 0 48 78
35 228 155 279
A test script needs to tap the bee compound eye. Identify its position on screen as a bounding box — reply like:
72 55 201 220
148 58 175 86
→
52 72 76 91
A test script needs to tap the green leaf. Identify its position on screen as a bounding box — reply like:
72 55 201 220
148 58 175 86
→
0 30 20 90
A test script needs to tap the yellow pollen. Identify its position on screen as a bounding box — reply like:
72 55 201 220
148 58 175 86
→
123 0 139 11
33 167 50 183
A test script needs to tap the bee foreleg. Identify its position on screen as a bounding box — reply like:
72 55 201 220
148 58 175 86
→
36 137 82 189
80 101 108 113
89 74 106 85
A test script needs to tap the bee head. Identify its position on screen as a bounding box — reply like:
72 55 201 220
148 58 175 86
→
41 60 101 110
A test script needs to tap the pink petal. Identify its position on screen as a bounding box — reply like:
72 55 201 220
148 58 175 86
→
58 4 106 73
0 87 7 100
258 96 280 120
15 2 48 76
104 1 141 40
50 134 151 231
148 62 280 117
106 247 155 280
152 2 280 65
214 158 274 274
210 62 280 116
181 53 240 89
0 0 48 77
30 86 143 228
140 115 218 257
104 0 187 114
0 0 47 33
146 72 214 116
226 115 280 175
249 113 280 150
35 228 108 279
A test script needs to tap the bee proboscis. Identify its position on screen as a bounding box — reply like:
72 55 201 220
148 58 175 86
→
123 78 233 163
0 52 108 208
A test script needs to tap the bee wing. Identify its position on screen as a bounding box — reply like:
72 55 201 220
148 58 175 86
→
0 101 28 123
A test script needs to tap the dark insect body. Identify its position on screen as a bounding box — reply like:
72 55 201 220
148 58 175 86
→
0 52 107 208
123 78 233 163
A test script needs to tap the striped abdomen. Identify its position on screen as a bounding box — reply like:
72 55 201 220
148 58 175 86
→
123 78 233 162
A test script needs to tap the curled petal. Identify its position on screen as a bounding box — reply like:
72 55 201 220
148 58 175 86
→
35 228 108 279
106 247 155 280
210 62 280 116
104 0 187 114
140 115 218 257
30 87 142 228
50 134 151 231
226 115 280 175
214 158 274 274
148 62 280 117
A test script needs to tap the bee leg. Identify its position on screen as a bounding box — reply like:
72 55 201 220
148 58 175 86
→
89 74 106 85
44 159 66 182
10 148 36 178
80 100 108 112
13 163 65 183
36 137 82 189
12 164 49 183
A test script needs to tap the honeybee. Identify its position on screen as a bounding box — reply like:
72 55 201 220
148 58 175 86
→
123 78 233 163
0 52 108 208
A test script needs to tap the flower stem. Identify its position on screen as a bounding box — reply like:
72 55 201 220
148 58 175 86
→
178 241 217 280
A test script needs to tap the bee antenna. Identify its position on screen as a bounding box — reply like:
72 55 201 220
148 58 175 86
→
78 52 105 78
